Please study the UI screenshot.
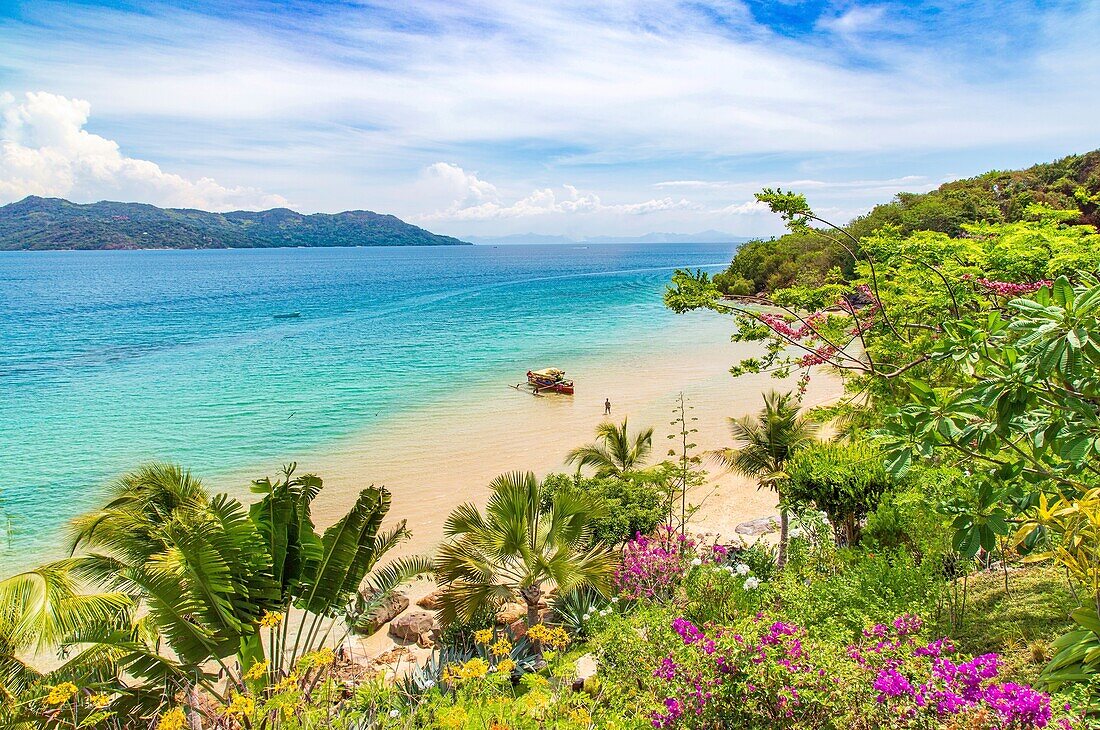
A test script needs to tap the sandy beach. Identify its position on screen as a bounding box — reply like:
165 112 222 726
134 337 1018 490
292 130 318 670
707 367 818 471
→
214 312 844 576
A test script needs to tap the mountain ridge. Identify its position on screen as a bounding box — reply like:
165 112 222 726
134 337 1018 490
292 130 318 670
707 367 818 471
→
0 196 470 250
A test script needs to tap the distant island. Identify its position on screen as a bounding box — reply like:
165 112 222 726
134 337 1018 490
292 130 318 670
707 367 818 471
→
0 196 470 250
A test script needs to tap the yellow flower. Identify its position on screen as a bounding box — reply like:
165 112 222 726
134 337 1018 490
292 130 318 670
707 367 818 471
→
569 707 593 725
223 691 256 718
297 647 335 671
473 628 493 644
490 638 513 657
438 706 468 730
460 657 489 680
156 707 187 730
548 626 570 648
444 657 491 682
272 673 300 693
496 658 516 674
44 682 78 705
526 623 570 649
243 660 269 681
88 693 112 708
259 610 284 628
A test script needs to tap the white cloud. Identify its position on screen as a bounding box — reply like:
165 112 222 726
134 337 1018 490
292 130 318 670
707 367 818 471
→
717 200 769 215
417 163 696 221
816 6 888 35
0 91 288 210
422 162 499 206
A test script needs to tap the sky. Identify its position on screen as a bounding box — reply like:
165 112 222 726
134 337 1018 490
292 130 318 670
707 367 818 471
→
0 0 1097 239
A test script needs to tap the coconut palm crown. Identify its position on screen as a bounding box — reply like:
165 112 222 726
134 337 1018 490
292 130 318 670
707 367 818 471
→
434 471 615 627
713 390 821 568
565 417 654 477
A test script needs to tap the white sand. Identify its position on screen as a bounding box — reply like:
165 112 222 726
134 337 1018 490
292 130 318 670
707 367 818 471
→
213 314 843 572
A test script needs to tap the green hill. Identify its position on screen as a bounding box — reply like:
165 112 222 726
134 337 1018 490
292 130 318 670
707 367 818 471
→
0 197 470 250
714 149 1100 295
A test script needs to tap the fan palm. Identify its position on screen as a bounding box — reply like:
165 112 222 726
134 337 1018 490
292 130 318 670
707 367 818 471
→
713 390 821 568
434 471 616 627
566 417 654 477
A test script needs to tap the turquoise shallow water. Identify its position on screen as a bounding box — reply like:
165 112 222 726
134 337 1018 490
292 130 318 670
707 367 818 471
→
0 243 734 569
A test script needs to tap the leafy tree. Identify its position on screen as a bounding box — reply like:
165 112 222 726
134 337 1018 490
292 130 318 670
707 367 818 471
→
541 469 672 547
784 441 893 547
566 418 654 477
712 391 822 568
709 150 1100 297
246 466 431 675
434 471 616 627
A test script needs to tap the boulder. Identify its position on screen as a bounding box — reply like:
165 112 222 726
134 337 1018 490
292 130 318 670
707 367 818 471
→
354 591 409 635
571 653 599 691
735 515 780 537
417 588 446 611
388 611 437 643
495 602 526 625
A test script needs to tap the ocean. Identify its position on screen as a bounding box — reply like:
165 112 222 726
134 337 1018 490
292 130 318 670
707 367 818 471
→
0 243 736 570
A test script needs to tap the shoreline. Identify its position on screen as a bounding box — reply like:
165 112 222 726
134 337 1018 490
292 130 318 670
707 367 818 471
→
2 310 841 576
209 313 843 568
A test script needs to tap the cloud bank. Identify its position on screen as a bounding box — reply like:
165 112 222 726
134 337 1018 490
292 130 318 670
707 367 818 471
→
417 163 697 221
0 91 287 210
0 0 1096 235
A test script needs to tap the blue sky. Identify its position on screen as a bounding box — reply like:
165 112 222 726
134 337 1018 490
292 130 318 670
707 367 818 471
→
0 0 1097 238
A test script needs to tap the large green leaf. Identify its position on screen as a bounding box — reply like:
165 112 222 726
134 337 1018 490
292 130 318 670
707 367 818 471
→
295 487 392 616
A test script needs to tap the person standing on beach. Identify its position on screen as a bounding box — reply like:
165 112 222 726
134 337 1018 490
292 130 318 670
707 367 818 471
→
604 398 612 415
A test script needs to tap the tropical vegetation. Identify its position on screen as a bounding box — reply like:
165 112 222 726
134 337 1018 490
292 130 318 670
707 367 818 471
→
3 150 1100 728
566 418 654 478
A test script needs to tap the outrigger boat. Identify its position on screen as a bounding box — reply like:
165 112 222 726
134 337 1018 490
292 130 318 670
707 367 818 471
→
513 367 575 396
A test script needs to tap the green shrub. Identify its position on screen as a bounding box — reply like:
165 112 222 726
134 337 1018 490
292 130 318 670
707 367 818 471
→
785 441 893 546
542 470 671 547
862 466 961 561
778 548 945 641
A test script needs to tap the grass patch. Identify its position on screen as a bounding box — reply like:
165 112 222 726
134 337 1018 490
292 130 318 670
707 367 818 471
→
938 565 1077 682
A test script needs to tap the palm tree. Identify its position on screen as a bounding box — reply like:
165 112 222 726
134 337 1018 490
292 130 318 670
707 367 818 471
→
434 471 616 627
56 462 429 714
566 417 654 477
0 560 130 697
713 390 821 568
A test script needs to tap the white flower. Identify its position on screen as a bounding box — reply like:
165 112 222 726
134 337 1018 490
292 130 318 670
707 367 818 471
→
583 613 590 621
724 565 735 573
610 596 619 604
690 557 703 567
424 680 435 689
600 609 609 616
736 563 750 575
743 577 760 590
389 710 400 718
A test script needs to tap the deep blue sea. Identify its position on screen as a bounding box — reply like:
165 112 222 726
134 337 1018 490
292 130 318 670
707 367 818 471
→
0 243 734 568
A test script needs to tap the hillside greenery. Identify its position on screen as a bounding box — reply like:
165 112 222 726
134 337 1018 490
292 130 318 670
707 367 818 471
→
714 149 1100 295
0 196 469 250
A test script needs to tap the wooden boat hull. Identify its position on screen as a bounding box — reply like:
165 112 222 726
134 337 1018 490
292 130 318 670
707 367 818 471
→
526 371 574 395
